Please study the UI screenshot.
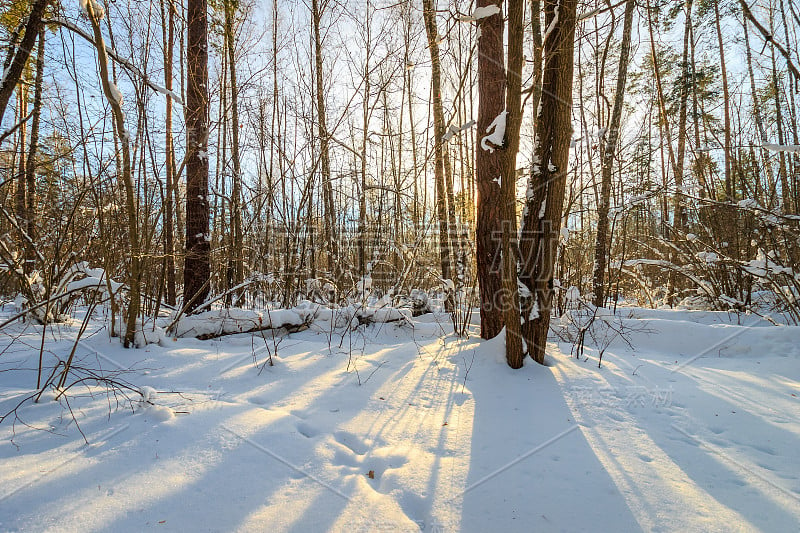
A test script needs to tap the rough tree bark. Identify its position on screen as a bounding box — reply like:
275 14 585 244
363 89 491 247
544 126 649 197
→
519 0 578 365
501 0 525 368
160 0 177 306
475 0 506 339
184 0 211 313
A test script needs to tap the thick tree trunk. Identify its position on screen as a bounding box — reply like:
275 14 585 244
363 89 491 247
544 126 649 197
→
184 0 211 313
475 0 506 339
519 0 578 365
591 0 634 307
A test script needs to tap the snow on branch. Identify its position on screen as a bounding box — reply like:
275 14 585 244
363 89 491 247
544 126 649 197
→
763 143 800 153
442 120 476 142
46 17 184 106
459 5 501 22
79 0 105 20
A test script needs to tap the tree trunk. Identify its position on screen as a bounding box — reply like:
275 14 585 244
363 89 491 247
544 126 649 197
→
311 0 339 285
85 2 141 347
519 0 578 365
674 0 692 232
184 0 211 313
23 27 45 268
225 0 244 300
591 0 634 307
475 0 506 339
712 0 732 201
422 0 453 284
161 0 177 306
501 0 525 368
0 0 49 124
15 88 27 236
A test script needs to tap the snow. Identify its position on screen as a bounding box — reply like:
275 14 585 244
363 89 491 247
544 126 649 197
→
542 1 561 43
480 110 507 153
79 0 105 19
109 83 124 105
459 5 501 22
1 307 798 532
170 308 307 338
442 120 476 142
763 143 800 153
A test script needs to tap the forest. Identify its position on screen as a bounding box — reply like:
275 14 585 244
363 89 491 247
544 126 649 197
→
0 0 798 361
0 1 799 531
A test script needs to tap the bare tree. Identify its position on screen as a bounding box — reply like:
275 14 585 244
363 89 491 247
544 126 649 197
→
591 0 635 307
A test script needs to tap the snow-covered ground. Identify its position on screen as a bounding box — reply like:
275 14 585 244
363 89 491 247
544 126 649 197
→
0 307 798 532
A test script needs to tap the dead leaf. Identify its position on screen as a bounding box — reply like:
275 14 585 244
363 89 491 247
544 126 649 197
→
367 470 375 479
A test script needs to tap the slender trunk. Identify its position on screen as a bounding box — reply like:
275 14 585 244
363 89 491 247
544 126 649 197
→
23 28 45 268
674 0 692 231
742 16 774 206
15 88 27 234
422 0 453 284
502 0 525 368
311 0 339 285
713 0 732 200
405 28 420 231
530 0 543 142
225 0 244 298
358 2 371 276
85 2 140 347
591 0 634 307
161 0 177 306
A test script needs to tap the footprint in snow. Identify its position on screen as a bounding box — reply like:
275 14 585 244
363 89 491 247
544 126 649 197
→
296 422 319 439
334 430 370 455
